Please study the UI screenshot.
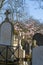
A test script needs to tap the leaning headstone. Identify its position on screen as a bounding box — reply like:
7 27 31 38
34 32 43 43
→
32 46 43 65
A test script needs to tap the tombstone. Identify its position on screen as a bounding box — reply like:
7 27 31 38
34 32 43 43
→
32 46 43 65
32 33 43 65
0 10 14 45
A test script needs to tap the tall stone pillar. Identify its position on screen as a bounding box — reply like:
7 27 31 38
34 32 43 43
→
29 43 32 55
19 32 22 49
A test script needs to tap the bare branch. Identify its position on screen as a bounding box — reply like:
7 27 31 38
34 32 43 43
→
0 0 5 9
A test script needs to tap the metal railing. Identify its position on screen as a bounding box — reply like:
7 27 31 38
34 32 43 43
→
0 44 31 65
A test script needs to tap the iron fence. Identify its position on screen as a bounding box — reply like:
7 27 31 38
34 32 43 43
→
0 44 31 65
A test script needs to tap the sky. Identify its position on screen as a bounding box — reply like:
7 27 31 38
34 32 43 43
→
25 0 43 23
0 0 43 23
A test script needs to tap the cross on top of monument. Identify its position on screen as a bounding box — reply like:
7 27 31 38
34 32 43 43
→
5 10 10 18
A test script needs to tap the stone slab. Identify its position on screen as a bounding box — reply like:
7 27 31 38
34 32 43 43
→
32 46 43 65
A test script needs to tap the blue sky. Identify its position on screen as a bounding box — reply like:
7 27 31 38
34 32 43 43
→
0 0 43 23
25 0 43 23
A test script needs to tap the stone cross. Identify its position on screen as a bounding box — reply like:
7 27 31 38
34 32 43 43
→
5 10 10 18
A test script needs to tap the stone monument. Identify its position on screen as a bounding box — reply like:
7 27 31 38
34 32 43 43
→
32 46 43 65
0 10 14 45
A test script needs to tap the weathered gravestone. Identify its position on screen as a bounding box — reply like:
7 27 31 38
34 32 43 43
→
32 46 43 65
32 33 43 65
0 10 14 45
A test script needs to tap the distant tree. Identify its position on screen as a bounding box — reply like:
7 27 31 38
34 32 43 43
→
0 0 5 9
0 0 26 21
